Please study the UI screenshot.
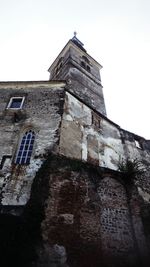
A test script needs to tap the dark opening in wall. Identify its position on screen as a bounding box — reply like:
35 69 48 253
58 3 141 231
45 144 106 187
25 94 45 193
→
81 55 91 73
0 155 12 170
82 55 90 64
92 112 101 129
54 57 64 76
81 61 86 68
86 65 91 72
0 213 36 267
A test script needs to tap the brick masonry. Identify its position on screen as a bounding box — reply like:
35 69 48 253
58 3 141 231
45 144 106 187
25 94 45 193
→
28 155 148 267
0 37 150 267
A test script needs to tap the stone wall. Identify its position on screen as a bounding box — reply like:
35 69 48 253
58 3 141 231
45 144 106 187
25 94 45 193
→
60 91 150 200
0 84 150 266
0 81 65 206
98 177 148 266
48 40 107 116
23 154 148 267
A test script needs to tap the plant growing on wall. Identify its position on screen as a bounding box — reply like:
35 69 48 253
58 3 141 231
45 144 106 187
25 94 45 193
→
118 157 147 265
118 157 146 185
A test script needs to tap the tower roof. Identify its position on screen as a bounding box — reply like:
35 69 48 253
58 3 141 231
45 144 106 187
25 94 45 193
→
71 32 87 53
48 34 102 73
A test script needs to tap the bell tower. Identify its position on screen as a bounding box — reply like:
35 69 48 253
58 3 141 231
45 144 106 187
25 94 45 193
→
48 33 107 116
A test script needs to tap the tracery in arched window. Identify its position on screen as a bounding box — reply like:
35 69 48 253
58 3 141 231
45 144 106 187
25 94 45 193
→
15 130 35 165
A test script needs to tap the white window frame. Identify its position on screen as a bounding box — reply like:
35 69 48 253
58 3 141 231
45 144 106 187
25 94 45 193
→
7 96 25 109
14 130 35 165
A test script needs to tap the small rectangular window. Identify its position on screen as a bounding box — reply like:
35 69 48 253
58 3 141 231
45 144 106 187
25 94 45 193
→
7 97 25 109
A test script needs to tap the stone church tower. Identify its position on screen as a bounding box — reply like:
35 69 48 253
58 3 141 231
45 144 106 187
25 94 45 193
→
48 34 107 116
0 34 150 267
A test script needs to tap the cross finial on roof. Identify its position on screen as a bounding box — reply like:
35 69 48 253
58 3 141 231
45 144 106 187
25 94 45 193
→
71 32 86 52
74 31 77 37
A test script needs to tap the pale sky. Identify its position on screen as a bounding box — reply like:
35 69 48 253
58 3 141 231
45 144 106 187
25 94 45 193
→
0 0 150 139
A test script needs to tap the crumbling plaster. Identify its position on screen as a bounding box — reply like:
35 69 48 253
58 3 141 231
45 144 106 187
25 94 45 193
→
60 92 125 169
0 82 65 206
60 91 150 202
35 155 148 267
1 84 150 207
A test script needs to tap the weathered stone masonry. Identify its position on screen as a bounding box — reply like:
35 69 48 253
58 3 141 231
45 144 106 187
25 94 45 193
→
0 81 65 206
23 155 148 267
0 35 150 267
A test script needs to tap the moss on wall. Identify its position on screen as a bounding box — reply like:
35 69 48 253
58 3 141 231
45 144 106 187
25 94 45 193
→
0 153 149 267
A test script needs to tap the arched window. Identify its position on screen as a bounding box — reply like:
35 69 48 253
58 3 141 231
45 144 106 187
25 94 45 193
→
82 55 90 64
81 61 86 68
15 130 35 165
86 65 91 72
81 56 91 72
